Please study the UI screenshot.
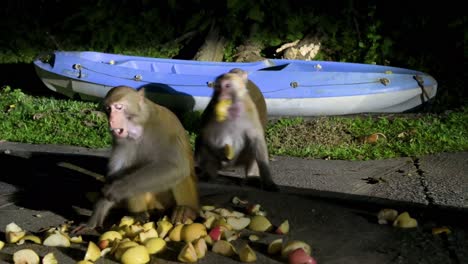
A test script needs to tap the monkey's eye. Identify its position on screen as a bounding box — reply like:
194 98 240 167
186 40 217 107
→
114 104 124 110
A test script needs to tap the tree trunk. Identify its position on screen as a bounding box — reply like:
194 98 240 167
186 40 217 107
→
233 24 266 62
277 34 322 60
193 24 226 62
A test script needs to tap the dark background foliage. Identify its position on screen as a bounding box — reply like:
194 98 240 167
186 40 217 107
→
0 0 465 110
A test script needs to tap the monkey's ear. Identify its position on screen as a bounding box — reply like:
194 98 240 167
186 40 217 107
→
229 68 248 83
137 88 146 103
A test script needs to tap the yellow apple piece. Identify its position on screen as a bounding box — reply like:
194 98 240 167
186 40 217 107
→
215 98 232 122
0 240 4 250
203 235 214 246
19 235 42 245
43 232 70 247
70 235 83 243
275 220 290 235
84 241 101 262
177 242 198 263
393 212 418 228
76 261 93 264
267 238 283 255
168 224 185 242
288 248 317 264
212 240 237 257
223 230 239 242
13 249 40 264
248 215 272 232
215 208 245 218
239 244 257 262
193 237 208 259
100 230 123 242
142 221 155 231
246 204 261 215
113 241 140 261
138 228 158 243
227 217 251 231
156 219 173 239
203 215 217 229
432 226 451 235
281 240 312 258
121 245 150 264
5 222 26 243
42 252 58 264
248 235 260 242
201 205 216 211
119 216 135 227
100 247 112 257
181 223 207 243
144 237 166 254
377 209 399 225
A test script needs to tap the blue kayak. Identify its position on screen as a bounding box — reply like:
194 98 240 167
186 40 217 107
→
33 51 437 116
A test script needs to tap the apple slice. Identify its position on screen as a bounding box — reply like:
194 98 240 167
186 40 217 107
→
227 217 251 231
157 219 173 239
377 209 398 225
138 228 158 243
113 241 139 261
144 237 166 254
203 215 217 229
201 205 216 211
5 222 26 243
42 252 58 264
212 240 237 257
193 237 208 259
181 223 207 243
267 238 283 255
168 224 185 242
142 221 155 231
178 242 198 263
393 212 418 228
43 232 71 247
70 235 83 243
13 249 40 264
18 235 42 245
248 215 272 232
119 216 135 227
275 220 290 235
246 204 261 215
208 226 223 241
239 243 257 262
281 240 312 258
288 248 317 264
121 245 150 264
84 241 101 262
0 240 4 250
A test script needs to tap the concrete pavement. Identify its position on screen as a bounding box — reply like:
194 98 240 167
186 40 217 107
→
0 141 467 263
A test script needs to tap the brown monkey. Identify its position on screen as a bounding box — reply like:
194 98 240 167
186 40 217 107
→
195 68 279 191
74 86 199 232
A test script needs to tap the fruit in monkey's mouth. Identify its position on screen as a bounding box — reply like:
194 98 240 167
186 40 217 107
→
215 99 232 122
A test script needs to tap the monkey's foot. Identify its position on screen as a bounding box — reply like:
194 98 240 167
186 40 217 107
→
70 223 99 236
171 206 197 225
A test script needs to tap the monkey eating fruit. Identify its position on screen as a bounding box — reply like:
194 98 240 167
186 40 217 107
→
195 68 279 191
73 86 199 233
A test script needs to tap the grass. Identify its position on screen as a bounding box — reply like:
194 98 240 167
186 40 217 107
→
1 86 467 160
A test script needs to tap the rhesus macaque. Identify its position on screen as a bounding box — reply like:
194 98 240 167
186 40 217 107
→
195 68 279 191
74 86 199 232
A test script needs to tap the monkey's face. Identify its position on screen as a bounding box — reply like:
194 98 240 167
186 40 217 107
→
215 73 247 101
104 86 145 140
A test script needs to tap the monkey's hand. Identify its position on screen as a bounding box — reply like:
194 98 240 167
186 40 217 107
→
171 206 198 225
102 178 131 202
71 198 115 235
